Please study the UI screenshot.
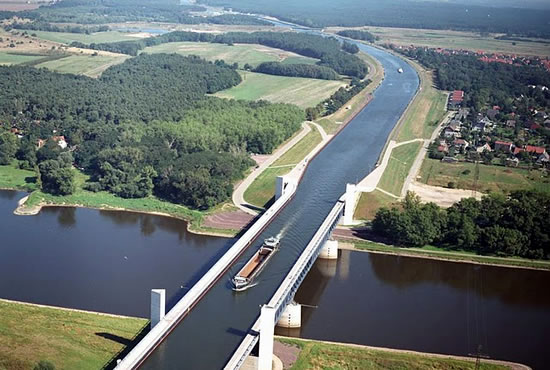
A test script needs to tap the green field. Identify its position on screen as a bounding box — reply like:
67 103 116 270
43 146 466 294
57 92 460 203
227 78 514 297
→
36 54 129 77
0 300 147 370
278 337 510 370
244 127 322 207
142 42 317 68
354 189 398 220
0 52 45 65
396 67 447 142
378 141 423 196
419 159 550 194
31 30 138 45
0 162 38 191
215 71 345 108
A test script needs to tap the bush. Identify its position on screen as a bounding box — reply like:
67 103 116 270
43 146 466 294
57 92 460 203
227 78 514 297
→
34 361 55 370
447 181 457 189
462 169 471 175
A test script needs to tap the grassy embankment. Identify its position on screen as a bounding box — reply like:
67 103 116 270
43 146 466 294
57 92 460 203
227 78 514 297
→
354 60 448 220
420 158 550 194
0 300 148 370
243 126 322 208
277 337 512 370
316 51 384 134
326 26 550 57
0 162 38 191
344 239 550 271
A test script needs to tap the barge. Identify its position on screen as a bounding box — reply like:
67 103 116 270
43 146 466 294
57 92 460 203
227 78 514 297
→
232 237 280 291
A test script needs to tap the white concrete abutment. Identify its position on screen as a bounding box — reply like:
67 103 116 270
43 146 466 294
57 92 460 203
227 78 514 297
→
150 289 165 328
275 175 296 200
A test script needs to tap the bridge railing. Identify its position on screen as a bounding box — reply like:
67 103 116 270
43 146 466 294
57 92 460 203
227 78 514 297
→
116 186 297 370
224 196 345 370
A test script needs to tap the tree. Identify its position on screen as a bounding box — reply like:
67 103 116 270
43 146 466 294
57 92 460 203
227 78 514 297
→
34 361 55 370
38 160 75 195
0 131 18 165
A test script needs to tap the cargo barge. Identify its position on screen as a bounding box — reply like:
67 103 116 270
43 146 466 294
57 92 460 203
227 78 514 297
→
232 237 280 291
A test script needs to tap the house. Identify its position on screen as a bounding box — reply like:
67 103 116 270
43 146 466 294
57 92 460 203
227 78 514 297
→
476 143 492 153
448 120 461 132
506 120 516 128
456 108 470 121
442 156 459 163
449 90 464 108
537 152 550 165
494 141 513 153
37 139 46 149
506 157 520 167
443 126 460 138
52 135 68 149
525 145 546 155
486 108 499 120
453 139 469 149
530 123 542 131
438 142 449 153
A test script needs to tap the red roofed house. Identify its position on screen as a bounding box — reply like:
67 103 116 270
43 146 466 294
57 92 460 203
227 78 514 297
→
525 145 546 155
449 90 464 108
494 141 513 153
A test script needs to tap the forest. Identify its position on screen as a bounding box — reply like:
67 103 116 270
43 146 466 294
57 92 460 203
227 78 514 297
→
72 31 368 79
0 0 270 26
0 54 304 209
372 192 550 260
252 62 339 80
199 0 550 38
396 47 550 112
336 30 378 43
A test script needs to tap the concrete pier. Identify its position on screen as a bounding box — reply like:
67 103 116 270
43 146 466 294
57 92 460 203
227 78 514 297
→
275 176 296 200
276 302 302 328
150 289 165 328
259 306 276 370
319 239 338 260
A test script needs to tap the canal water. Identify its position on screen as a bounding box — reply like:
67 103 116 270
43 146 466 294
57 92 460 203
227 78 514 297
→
1 192 549 368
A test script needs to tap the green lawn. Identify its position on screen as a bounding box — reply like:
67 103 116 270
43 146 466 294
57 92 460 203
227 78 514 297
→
0 162 38 191
354 189 398 220
378 141 423 196
0 300 147 370
396 67 447 142
419 159 550 194
142 42 317 68
31 30 138 45
215 71 345 109
244 126 323 208
278 337 510 370
350 240 550 271
36 54 130 77
0 52 45 65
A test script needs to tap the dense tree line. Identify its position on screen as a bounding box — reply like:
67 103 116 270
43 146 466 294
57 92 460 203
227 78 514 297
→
373 191 550 260
199 0 550 38
72 31 368 79
306 78 370 120
396 47 550 111
7 21 110 34
336 30 378 43
253 62 339 80
0 54 305 208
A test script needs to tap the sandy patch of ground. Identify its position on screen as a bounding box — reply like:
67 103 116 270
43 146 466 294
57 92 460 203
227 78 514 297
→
409 180 483 207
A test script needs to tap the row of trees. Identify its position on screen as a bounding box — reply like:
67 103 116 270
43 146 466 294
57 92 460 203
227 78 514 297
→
6 21 109 34
336 30 378 43
306 78 370 120
396 47 550 112
73 31 368 79
0 54 305 208
373 191 550 260
253 62 339 80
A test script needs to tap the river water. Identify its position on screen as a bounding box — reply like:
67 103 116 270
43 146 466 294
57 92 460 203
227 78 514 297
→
1 192 549 368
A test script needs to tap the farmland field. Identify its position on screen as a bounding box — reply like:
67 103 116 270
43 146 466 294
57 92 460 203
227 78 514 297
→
36 54 130 77
142 42 317 68
419 158 550 193
0 0 45 11
0 51 46 65
30 30 139 45
215 71 345 108
327 26 550 56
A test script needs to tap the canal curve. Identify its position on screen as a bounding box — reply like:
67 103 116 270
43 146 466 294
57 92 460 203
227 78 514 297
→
141 43 419 369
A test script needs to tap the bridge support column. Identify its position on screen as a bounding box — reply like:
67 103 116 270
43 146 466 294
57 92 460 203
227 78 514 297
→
341 183 357 226
276 301 302 328
150 289 165 329
259 305 276 370
319 239 338 260
275 175 296 200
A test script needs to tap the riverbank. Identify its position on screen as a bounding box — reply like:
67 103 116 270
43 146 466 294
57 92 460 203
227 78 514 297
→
337 238 550 271
0 299 147 370
275 337 527 370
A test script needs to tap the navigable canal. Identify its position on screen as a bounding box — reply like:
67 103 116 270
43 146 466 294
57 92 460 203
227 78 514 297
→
0 192 549 368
